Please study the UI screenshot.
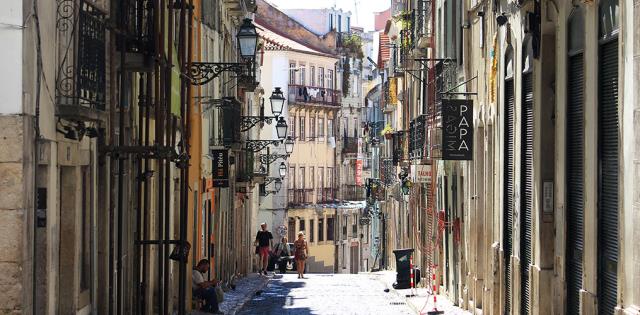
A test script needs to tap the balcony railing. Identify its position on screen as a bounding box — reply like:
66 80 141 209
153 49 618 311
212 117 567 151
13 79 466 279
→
288 189 313 206
342 136 358 154
317 188 336 203
341 185 365 201
288 85 341 107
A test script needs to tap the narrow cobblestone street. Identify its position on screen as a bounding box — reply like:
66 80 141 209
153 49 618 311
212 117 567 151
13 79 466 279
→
237 274 414 314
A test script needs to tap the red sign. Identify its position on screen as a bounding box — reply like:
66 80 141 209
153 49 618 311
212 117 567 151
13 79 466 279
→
355 159 363 186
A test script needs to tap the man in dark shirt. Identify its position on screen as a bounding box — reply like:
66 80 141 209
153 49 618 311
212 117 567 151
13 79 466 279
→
254 223 273 275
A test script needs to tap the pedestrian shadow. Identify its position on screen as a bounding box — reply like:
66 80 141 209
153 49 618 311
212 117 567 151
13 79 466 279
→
237 277 315 314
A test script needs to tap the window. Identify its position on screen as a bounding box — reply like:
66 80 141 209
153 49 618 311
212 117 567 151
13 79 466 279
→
299 219 305 232
310 117 316 140
299 64 306 86
310 66 316 86
327 119 334 137
299 116 306 141
347 17 350 30
319 67 325 88
318 167 324 189
327 167 333 188
288 218 296 243
342 215 348 237
353 118 358 137
289 62 296 84
338 15 342 32
328 70 334 89
318 218 325 242
329 14 334 30
327 217 335 241
318 118 325 140
310 167 315 189
299 167 306 189
310 219 315 242
289 167 295 188
352 214 357 237
289 115 296 138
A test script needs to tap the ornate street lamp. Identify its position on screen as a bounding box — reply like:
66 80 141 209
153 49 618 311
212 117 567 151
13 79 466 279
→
269 87 286 117
236 18 258 59
284 136 294 155
279 162 287 178
275 117 288 140
189 18 258 86
274 179 283 192
240 87 287 132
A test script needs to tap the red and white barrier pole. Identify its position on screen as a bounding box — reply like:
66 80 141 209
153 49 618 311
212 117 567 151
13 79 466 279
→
432 265 438 312
410 255 415 294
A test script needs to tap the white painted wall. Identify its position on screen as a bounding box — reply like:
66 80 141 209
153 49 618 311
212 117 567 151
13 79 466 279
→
0 0 23 114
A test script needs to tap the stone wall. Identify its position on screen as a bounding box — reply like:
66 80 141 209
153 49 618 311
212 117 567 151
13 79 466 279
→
0 115 30 314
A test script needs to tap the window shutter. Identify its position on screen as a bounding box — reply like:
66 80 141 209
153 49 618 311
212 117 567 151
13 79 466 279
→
566 52 585 315
520 72 534 315
503 78 515 314
597 38 619 315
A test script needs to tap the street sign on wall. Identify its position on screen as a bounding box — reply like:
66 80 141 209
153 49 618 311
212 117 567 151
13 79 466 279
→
411 165 432 183
442 99 473 160
211 149 229 187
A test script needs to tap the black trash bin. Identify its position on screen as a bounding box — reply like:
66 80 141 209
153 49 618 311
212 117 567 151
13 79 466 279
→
392 248 414 289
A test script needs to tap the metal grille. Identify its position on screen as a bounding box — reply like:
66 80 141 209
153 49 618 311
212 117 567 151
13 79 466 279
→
520 72 534 315
566 53 584 315
597 38 619 315
503 78 515 315
56 0 107 111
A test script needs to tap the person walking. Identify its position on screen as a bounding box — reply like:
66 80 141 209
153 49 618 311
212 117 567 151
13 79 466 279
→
294 232 309 279
254 223 273 275
274 237 292 274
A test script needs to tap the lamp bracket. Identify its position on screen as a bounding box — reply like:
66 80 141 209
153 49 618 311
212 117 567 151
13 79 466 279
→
188 61 254 86
244 140 282 153
240 115 275 132
259 153 289 165
264 177 281 186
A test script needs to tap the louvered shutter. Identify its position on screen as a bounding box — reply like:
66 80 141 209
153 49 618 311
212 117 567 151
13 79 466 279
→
503 78 515 315
521 72 534 315
597 38 619 315
566 53 585 315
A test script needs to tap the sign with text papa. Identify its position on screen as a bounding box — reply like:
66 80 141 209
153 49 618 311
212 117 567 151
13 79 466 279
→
442 99 473 160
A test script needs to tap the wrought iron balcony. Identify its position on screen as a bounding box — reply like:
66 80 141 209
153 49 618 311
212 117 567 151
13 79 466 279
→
341 185 365 201
317 188 336 203
288 85 341 107
55 0 107 121
287 189 312 206
409 115 428 160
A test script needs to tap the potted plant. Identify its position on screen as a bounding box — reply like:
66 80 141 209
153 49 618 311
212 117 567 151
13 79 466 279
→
381 124 395 140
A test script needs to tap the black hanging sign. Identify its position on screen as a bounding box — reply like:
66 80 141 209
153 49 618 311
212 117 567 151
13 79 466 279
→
211 149 229 187
442 99 473 160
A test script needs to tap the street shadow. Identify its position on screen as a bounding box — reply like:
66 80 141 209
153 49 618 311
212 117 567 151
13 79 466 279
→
236 277 315 315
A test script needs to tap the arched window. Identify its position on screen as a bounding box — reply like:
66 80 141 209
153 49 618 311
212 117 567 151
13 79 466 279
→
502 45 515 315
522 36 534 74
568 7 585 56
599 0 619 40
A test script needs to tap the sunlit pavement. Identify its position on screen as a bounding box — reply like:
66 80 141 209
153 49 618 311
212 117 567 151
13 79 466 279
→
237 273 415 315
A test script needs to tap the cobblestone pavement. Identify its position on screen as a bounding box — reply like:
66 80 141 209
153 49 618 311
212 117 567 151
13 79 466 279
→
191 273 269 315
237 273 415 315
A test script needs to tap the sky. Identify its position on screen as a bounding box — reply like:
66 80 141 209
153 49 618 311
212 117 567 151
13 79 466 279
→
266 0 391 32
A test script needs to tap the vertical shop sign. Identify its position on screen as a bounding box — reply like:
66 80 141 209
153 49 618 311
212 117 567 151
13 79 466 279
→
442 99 473 160
211 149 229 187
355 159 363 186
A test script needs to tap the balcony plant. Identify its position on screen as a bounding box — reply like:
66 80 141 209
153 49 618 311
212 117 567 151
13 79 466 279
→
381 124 395 140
